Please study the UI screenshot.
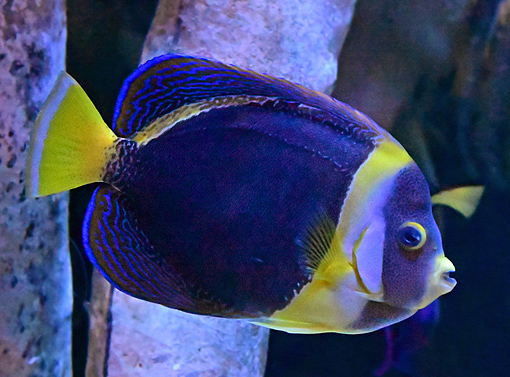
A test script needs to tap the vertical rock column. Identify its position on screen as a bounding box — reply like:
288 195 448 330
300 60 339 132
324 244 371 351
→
0 1 71 377
104 1 356 376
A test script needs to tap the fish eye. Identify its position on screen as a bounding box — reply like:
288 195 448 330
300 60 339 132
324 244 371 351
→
397 222 427 250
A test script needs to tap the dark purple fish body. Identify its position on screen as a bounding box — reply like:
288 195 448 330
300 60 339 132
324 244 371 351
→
87 56 380 317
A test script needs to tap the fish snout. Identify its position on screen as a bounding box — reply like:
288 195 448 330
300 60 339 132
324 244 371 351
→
439 257 457 290
415 255 457 310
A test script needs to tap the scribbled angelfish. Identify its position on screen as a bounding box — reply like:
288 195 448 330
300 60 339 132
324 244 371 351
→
25 55 482 334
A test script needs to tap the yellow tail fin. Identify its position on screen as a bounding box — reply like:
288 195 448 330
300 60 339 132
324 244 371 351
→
25 72 118 197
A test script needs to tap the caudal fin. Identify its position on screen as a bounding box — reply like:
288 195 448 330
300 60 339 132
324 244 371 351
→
25 72 118 197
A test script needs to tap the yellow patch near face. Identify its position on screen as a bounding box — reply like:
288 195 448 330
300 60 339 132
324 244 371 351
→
338 141 413 260
258 228 361 334
261 140 415 334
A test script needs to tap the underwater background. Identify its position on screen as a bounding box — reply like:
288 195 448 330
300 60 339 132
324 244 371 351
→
54 0 510 376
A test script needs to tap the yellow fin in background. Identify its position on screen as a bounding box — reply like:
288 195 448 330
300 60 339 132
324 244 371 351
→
431 185 485 218
25 72 118 197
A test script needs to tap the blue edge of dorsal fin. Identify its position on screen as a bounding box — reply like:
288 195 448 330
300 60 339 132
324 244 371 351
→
112 54 383 139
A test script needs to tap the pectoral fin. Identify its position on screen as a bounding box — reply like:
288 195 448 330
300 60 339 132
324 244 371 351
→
297 211 337 274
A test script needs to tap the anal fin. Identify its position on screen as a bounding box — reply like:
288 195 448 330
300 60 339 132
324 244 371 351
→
83 185 197 312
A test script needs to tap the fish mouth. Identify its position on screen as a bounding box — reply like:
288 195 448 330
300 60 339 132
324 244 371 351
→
414 256 457 310
442 270 456 287
438 257 457 290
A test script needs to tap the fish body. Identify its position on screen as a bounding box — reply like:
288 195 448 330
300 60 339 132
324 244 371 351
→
26 55 458 334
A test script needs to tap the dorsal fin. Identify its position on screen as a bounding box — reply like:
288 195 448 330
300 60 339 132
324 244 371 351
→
112 54 385 138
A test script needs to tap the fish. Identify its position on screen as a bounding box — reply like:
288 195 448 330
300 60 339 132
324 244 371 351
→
25 54 478 334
